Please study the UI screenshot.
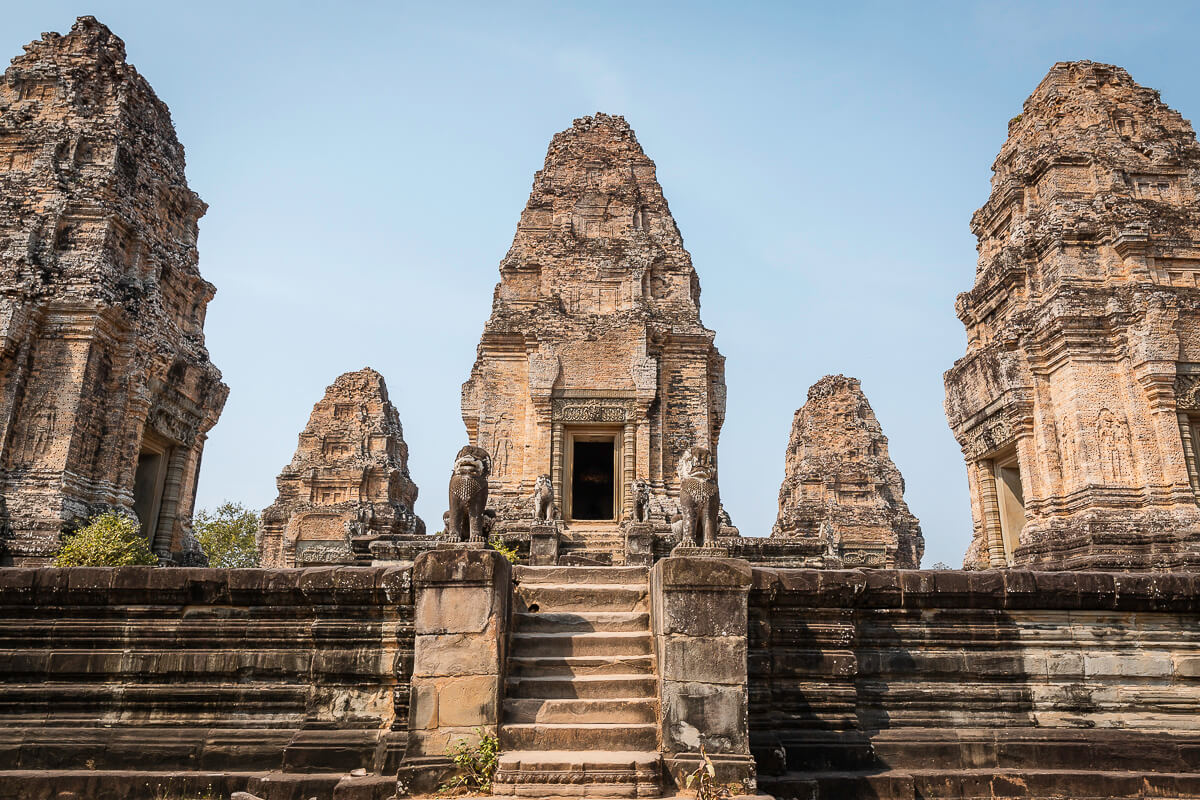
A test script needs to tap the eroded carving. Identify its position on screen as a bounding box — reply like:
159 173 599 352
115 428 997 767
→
532 474 556 522
446 446 491 543
676 446 720 549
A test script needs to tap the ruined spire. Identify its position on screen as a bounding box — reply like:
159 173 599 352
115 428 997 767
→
774 375 923 569
491 112 704 326
259 368 424 568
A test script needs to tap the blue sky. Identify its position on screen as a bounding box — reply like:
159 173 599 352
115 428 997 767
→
7 1 1200 566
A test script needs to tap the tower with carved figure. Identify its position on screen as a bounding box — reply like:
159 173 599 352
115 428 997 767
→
461 114 728 560
945 61 1200 570
0 18 227 564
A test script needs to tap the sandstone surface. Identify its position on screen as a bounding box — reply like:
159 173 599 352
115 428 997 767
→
460 113 729 561
946 61 1200 570
773 375 923 568
259 368 424 567
0 17 227 564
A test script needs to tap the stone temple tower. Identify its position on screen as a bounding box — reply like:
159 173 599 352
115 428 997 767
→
461 114 726 548
0 18 227 564
945 61 1200 570
259 368 424 568
774 375 923 569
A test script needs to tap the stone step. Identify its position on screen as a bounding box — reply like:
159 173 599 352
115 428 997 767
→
499 722 659 752
507 674 657 700
510 632 652 659
504 697 657 725
514 566 648 585
494 750 661 799
559 537 624 547
514 611 650 634
558 552 616 567
507 655 655 678
515 584 648 613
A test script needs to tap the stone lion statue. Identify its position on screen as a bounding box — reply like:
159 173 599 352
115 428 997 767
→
446 445 491 542
532 474 556 522
676 446 720 548
630 478 650 523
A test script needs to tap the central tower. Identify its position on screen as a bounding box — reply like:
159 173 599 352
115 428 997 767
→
461 113 725 538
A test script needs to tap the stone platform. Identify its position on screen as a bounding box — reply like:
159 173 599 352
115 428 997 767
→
0 563 1199 798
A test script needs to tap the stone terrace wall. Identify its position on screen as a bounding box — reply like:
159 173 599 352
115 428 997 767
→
0 566 413 796
749 568 1200 799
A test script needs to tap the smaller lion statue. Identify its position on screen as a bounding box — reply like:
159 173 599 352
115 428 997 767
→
446 445 491 542
532 474 556 522
630 479 650 523
676 446 720 548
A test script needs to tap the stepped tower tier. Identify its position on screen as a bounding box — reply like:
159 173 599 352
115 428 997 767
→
945 61 1200 570
461 114 727 549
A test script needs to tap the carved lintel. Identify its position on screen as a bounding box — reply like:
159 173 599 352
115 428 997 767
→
551 398 634 423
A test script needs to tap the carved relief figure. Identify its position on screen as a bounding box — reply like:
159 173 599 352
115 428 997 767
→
1058 421 1078 485
676 446 720 548
1096 409 1131 483
631 478 650 523
532 474 556 521
446 445 491 542
486 414 513 477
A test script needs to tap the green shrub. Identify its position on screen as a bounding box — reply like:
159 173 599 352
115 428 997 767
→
53 512 157 567
488 537 520 564
441 729 499 795
194 502 260 568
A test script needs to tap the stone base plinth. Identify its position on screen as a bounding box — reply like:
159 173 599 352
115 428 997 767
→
624 522 655 566
529 522 560 566
663 753 758 795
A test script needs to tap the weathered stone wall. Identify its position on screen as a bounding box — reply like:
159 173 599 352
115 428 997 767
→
3 565 1200 798
0 566 413 796
0 18 227 565
750 568 1200 799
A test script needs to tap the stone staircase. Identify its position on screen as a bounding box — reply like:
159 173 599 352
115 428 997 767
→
495 565 661 798
557 524 626 566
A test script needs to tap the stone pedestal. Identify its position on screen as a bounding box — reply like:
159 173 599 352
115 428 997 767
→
529 522 560 566
397 548 510 795
650 556 756 793
624 522 655 566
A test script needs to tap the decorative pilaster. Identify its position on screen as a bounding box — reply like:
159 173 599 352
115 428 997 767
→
976 460 1007 568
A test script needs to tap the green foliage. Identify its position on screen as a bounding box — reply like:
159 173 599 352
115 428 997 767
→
53 512 158 567
489 537 520 564
440 729 499 795
1009 113 1023 126
931 561 951 570
684 747 732 800
194 502 261 568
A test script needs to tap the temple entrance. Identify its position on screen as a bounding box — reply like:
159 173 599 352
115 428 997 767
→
992 447 1025 565
567 431 619 522
132 429 171 546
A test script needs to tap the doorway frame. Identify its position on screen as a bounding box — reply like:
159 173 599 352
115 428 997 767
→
564 426 623 524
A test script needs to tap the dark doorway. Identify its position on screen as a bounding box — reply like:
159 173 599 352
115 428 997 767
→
571 439 615 520
132 450 165 541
